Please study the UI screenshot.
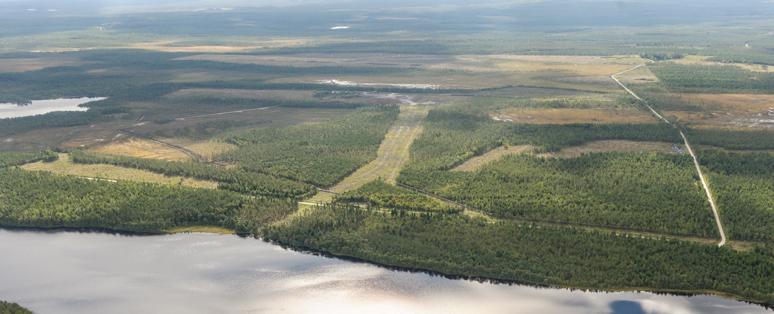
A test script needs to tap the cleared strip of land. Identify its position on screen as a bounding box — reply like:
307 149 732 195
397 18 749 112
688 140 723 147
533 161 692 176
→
453 145 535 172
21 153 218 189
306 105 428 203
547 140 682 158
453 141 683 172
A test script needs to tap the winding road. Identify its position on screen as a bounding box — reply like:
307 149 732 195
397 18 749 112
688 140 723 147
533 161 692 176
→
612 64 727 247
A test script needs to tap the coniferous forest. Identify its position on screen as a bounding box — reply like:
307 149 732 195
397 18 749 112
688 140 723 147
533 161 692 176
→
2 3 774 310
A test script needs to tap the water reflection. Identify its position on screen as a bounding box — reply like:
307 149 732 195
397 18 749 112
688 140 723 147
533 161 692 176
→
610 300 646 314
0 230 769 314
0 97 105 119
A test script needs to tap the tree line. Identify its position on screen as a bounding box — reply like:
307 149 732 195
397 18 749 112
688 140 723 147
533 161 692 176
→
70 150 315 199
650 63 774 93
699 149 774 242
0 168 295 235
0 150 57 168
265 203 774 306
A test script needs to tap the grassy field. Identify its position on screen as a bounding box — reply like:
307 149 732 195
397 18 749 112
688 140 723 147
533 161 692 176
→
455 54 641 75
453 145 535 172
453 140 681 172
548 140 681 158
90 138 192 161
679 93 774 111
129 39 308 53
0 56 81 73
491 108 657 124
658 93 774 129
674 55 774 73
615 65 660 85
21 153 218 189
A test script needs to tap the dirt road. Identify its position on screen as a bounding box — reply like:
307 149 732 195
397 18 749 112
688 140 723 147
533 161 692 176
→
612 65 727 247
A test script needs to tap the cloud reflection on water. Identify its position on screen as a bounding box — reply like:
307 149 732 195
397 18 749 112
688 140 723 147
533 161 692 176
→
0 230 768 314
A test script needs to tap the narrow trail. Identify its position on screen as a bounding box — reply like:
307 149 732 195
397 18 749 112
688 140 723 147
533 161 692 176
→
174 106 275 121
612 64 727 247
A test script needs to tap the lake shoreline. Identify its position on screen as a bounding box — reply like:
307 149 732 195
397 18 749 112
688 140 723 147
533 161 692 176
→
0 97 106 119
2 225 770 311
263 238 774 310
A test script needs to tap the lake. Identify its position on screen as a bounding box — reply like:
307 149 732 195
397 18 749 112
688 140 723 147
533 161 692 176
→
0 229 769 314
0 97 106 119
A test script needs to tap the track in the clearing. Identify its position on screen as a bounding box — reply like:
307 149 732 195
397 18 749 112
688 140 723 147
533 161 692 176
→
612 65 727 247
305 105 429 204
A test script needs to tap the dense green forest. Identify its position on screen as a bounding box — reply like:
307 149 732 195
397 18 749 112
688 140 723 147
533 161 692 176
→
711 174 774 242
0 110 111 137
0 48 472 140
223 106 399 187
150 120 253 140
0 168 294 234
2 3 774 309
687 128 774 150
393 104 712 235
0 301 32 314
698 149 774 242
403 107 679 171
0 150 57 168
0 49 477 105
265 204 774 305
70 150 314 198
0 49 414 104
698 149 774 177
649 63 774 93
402 152 717 237
336 180 461 214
